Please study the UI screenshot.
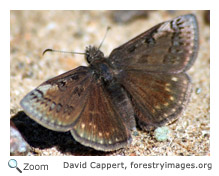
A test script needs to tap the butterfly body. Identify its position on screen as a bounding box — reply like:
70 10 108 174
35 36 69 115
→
20 14 199 151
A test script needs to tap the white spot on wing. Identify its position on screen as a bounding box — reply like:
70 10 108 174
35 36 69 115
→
171 77 178 82
81 123 85 129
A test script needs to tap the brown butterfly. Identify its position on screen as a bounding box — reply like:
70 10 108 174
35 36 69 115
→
20 14 199 151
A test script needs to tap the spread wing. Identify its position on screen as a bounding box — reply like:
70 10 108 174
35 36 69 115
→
20 66 132 151
70 81 132 151
109 14 199 73
20 66 93 131
118 70 192 130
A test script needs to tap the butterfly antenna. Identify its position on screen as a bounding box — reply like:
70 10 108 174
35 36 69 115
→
98 26 111 50
42 48 85 56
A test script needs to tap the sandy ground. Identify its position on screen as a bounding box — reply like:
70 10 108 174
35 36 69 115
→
10 10 210 156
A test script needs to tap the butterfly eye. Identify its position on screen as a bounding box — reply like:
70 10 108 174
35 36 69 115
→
85 46 104 64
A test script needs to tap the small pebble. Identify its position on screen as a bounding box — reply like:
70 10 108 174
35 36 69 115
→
196 87 202 94
154 126 170 141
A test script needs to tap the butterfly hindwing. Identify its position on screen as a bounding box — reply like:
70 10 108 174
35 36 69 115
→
70 79 132 151
118 70 192 130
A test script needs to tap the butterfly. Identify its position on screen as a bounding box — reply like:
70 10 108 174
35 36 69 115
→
20 14 199 151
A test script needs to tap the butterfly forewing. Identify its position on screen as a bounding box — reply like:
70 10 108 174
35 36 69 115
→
20 66 93 131
109 14 198 73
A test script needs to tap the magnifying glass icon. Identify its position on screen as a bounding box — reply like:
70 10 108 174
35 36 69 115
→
8 159 22 173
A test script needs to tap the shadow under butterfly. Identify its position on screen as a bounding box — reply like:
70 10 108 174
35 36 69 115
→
20 14 199 152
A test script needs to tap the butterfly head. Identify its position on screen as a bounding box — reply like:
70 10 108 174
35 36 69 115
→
85 46 104 64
